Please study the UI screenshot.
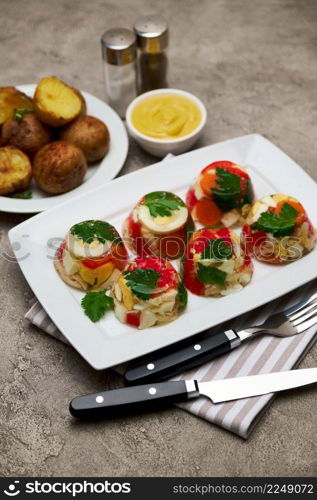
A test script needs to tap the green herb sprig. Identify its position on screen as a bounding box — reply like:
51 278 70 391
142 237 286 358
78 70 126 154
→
211 168 253 210
81 291 114 322
200 238 232 261
123 268 161 300
197 263 227 288
12 190 32 199
253 202 299 237
143 191 185 218
71 220 117 244
14 108 31 122
212 168 242 210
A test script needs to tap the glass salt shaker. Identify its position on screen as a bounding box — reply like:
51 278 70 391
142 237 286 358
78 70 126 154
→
101 28 137 118
133 15 169 94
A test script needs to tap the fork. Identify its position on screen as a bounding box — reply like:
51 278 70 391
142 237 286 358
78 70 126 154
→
124 291 317 385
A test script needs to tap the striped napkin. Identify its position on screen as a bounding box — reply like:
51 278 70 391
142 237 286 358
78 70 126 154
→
25 279 317 438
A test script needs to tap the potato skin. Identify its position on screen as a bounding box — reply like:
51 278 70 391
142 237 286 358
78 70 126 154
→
0 146 32 195
34 77 86 127
1 112 52 158
0 87 33 126
33 141 87 195
60 115 110 163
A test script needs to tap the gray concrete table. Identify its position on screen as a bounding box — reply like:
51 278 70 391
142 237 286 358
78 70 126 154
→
1 0 316 477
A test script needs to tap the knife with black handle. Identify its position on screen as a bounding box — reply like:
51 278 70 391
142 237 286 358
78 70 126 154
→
70 381 199 419
70 368 317 420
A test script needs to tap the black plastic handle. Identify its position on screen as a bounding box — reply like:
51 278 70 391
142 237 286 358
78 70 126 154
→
124 330 240 385
69 380 199 419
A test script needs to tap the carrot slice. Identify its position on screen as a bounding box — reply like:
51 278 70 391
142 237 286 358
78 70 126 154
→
200 171 217 196
276 200 306 224
195 198 222 226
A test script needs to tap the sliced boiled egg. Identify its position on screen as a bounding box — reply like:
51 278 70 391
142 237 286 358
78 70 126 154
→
273 194 289 203
138 204 188 234
261 195 277 207
249 202 269 223
248 195 277 224
67 232 111 259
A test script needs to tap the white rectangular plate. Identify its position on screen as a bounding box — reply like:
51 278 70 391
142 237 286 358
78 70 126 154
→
9 134 317 369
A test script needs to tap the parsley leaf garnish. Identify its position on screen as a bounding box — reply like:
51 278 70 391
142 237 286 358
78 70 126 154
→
212 167 242 210
123 268 161 300
253 202 299 237
177 281 188 307
143 191 185 218
197 263 227 288
280 202 298 220
14 107 30 122
81 291 114 322
12 190 32 199
71 220 117 244
200 238 232 261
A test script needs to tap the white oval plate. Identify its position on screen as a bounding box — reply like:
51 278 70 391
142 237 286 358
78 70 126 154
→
0 84 128 213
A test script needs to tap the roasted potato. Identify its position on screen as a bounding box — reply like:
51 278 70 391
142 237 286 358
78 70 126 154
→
0 87 33 126
0 146 32 195
33 141 87 194
34 77 86 127
1 111 52 158
60 115 110 163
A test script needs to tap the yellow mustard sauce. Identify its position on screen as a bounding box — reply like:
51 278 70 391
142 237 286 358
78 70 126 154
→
131 94 202 139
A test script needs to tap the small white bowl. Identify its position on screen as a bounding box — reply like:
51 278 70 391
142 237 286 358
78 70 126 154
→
126 88 207 157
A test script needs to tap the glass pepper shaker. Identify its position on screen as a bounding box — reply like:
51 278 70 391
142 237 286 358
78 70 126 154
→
101 28 137 118
133 15 169 94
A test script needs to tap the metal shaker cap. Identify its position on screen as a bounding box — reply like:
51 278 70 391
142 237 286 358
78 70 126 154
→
101 28 136 65
133 15 168 53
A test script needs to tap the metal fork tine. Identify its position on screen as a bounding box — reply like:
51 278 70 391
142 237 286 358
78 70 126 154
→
286 291 317 319
292 304 317 327
296 314 317 334
290 299 317 322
